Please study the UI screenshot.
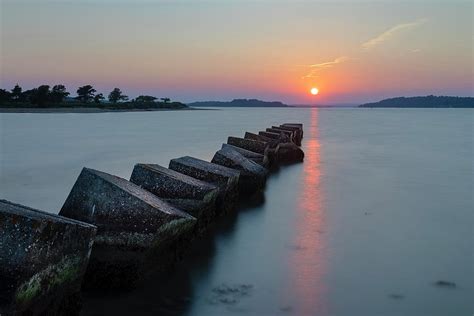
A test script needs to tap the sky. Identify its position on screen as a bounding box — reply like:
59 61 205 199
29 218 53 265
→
1 0 472 104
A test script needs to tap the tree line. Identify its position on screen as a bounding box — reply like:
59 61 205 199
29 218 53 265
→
0 84 172 107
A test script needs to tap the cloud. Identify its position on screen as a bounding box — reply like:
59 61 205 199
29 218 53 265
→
302 56 349 78
361 18 428 50
309 56 349 69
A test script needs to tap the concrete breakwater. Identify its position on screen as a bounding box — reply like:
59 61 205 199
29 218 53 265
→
0 123 304 315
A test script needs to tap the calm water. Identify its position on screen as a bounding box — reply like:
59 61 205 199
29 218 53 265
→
0 108 472 315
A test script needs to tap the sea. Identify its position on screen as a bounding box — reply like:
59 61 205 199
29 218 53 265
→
0 107 472 316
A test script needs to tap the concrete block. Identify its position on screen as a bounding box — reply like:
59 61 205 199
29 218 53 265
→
0 200 96 315
275 142 305 163
275 125 302 145
221 144 268 167
244 132 272 143
211 146 268 194
228 136 267 154
169 156 240 215
59 168 196 289
130 163 218 232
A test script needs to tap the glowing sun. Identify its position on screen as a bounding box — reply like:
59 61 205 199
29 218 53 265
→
310 87 319 95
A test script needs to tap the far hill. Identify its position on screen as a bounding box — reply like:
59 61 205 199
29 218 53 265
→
188 99 288 107
360 96 474 108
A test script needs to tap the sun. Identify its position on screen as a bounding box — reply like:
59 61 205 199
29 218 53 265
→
310 87 319 95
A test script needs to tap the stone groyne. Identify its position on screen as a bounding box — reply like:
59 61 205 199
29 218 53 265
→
0 123 304 315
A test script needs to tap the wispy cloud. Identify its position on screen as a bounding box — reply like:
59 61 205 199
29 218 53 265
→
362 18 428 50
309 56 349 69
302 56 349 78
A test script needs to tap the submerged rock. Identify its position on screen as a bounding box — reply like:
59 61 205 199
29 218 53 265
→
434 280 457 288
0 199 96 315
221 143 269 167
388 293 405 300
227 136 268 154
208 283 254 306
130 163 219 233
169 156 240 215
211 146 268 195
59 167 196 289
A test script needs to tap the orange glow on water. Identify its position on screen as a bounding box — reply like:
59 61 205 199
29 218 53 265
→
288 108 327 314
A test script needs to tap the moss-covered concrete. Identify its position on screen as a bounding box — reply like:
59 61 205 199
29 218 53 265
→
59 168 197 289
0 199 96 315
15 255 82 306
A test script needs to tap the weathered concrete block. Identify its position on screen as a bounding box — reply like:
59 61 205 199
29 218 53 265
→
222 144 268 167
130 163 218 232
266 127 293 138
169 156 240 215
258 131 279 139
244 131 272 143
275 125 302 145
211 146 268 195
0 199 96 315
282 123 304 138
259 131 291 144
275 142 305 163
228 136 267 154
268 127 298 145
59 168 196 289
282 123 303 128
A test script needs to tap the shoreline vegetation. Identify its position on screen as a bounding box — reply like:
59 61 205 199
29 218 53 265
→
2 84 472 112
359 95 474 108
0 84 189 112
0 107 204 113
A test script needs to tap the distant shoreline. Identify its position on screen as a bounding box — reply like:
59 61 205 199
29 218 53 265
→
0 107 210 114
359 96 474 108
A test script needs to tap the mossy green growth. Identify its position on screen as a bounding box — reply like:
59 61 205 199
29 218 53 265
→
152 218 196 249
15 274 42 306
15 256 82 307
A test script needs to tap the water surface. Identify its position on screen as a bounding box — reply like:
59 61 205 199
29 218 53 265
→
1 108 472 315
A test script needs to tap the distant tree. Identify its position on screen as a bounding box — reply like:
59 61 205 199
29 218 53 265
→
134 95 157 103
94 93 105 104
160 97 170 103
108 88 128 103
11 84 22 101
50 85 70 103
30 85 51 107
20 89 35 103
0 89 11 103
76 85 96 103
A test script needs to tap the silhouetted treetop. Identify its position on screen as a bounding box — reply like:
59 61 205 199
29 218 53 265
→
76 85 96 103
29 85 51 107
94 93 105 104
108 88 128 103
134 95 157 103
50 85 70 103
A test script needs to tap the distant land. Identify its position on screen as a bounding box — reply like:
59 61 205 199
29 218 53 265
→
188 99 288 107
0 84 189 112
359 96 474 108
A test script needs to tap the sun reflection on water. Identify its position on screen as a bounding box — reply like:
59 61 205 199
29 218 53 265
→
288 108 327 315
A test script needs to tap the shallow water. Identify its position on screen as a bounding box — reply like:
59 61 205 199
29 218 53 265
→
0 108 472 315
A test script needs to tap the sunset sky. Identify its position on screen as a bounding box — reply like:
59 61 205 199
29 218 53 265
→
1 0 472 104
